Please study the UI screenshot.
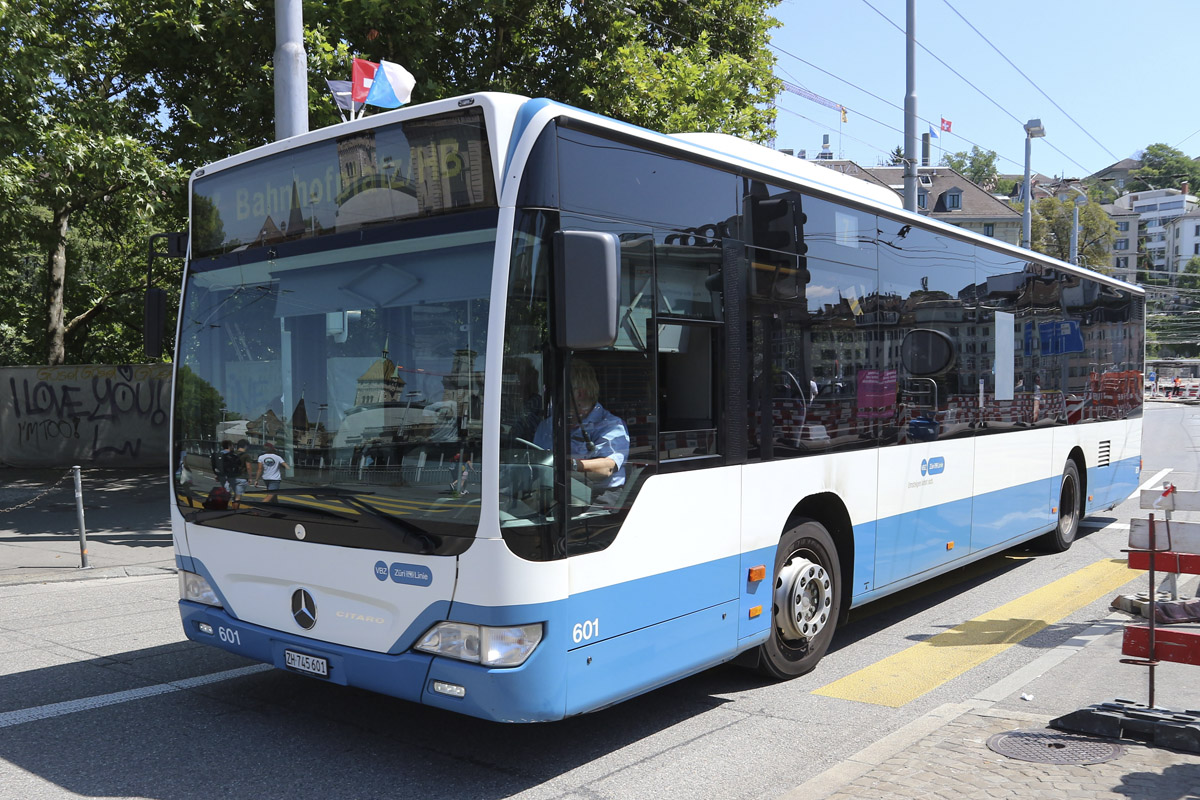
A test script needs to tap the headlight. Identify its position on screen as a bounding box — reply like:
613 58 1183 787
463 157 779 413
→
178 570 221 607
416 621 543 667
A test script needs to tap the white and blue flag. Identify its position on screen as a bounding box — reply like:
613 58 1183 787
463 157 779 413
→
364 60 415 109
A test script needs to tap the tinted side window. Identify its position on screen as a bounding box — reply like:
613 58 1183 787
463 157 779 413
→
557 128 739 235
877 219 976 444
976 249 1037 432
1066 276 1143 422
746 186 881 459
799 195 877 270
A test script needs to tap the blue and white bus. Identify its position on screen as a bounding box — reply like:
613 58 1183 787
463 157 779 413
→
171 92 1144 722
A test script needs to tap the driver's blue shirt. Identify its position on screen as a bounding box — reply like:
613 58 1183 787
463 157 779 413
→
533 403 630 490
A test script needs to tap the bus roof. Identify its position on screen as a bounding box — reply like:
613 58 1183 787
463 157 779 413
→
189 91 1142 297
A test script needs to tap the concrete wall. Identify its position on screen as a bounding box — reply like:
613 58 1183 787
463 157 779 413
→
1 365 171 468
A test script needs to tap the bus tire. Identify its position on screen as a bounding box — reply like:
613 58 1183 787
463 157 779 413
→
758 519 842 680
1039 460 1081 553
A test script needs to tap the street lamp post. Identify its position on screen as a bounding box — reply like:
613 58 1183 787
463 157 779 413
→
1022 119 1045 250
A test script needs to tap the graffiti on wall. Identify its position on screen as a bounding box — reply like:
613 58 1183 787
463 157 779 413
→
1 365 172 467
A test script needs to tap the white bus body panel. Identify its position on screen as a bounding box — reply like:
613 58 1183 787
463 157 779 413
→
184 526 456 653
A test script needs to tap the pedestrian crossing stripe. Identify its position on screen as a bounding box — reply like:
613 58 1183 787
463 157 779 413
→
813 558 1136 707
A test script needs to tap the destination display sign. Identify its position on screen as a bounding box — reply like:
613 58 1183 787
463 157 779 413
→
191 107 496 258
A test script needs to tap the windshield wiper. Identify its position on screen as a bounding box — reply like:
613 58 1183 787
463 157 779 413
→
253 488 438 552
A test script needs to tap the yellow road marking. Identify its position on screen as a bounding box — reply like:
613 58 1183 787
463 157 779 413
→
814 558 1136 707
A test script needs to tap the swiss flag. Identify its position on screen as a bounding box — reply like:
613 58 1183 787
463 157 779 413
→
352 59 378 103
940 117 952 133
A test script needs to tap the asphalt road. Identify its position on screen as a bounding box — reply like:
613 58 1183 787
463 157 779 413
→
2 402 1198 800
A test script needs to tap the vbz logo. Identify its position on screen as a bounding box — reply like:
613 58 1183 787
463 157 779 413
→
921 457 945 476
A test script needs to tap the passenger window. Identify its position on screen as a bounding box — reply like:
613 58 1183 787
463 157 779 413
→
656 233 722 321
877 219 975 444
658 322 720 462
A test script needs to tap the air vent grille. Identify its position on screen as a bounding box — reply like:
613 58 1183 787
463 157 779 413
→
1098 440 1111 467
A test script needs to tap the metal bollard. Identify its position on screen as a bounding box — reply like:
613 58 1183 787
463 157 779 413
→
72 466 91 569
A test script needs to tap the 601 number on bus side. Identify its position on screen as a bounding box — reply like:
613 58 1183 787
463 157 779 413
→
572 618 600 644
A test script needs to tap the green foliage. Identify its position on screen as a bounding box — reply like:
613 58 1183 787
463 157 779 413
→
938 146 999 190
1129 143 1200 193
994 178 1018 196
880 145 905 167
1029 196 1116 271
174 364 226 439
330 0 782 141
1 0 782 366
1178 256 1200 291
0 0 187 365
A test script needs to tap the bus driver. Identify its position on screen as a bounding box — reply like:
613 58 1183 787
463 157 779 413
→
534 359 630 506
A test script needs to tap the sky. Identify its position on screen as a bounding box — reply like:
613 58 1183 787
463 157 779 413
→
767 0 1199 180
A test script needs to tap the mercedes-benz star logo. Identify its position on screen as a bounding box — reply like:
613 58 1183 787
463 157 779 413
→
291 589 317 630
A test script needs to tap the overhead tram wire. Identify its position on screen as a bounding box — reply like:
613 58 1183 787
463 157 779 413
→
1176 126 1200 149
505 0 1049 176
941 0 1119 164
858 0 1094 176
598 0 1032 172
774 105 899 163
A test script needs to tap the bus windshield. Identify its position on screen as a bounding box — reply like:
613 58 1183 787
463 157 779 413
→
173 212 496 549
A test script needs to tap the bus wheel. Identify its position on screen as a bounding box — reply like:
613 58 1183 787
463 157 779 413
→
1039 460 1081 553
758 520 842 680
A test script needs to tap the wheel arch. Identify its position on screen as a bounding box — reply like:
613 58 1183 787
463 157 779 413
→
1067 446 1087 515
784 492 855 625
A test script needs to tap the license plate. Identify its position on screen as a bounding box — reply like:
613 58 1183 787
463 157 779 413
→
285 650 329 678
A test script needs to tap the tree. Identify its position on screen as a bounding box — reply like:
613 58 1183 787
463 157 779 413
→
136 0 783 158
939 146 999 190
880 145 905 166
1028 196 1117 271
2 0 784 366
1129 143 1200 193
1177 256 1200 291
0 0 186 366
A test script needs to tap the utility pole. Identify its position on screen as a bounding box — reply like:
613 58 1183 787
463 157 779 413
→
902 0 918 212
1021 119 1045 250
274 0 308 141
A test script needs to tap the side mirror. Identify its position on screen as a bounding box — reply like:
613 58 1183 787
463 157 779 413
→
144 288 168 359
901 329 956 376
553 230 620 350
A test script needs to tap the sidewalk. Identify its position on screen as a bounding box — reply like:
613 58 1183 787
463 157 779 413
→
0 467 174 585
1146 391 1200 405
784 608 1200 800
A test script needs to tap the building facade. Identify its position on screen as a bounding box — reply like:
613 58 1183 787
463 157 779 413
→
813 162 1022 245
1112 188 1199 282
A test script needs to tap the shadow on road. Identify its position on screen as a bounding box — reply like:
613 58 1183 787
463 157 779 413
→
1 468 170 541
0 640 744 800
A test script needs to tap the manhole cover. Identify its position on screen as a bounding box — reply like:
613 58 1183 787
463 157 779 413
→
987 729 1124 765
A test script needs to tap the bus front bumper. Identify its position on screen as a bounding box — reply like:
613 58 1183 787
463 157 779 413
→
178 601 568 722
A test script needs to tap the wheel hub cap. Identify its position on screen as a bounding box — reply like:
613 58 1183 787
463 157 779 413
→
774 556 832 641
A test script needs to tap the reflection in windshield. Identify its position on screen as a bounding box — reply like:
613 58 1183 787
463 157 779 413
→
174 220 495 540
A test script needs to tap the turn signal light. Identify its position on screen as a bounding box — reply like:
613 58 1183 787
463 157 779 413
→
946 541 955 551
748 565 766 582
749 605 763 619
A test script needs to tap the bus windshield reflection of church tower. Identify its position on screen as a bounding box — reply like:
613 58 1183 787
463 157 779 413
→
355 341 405 406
